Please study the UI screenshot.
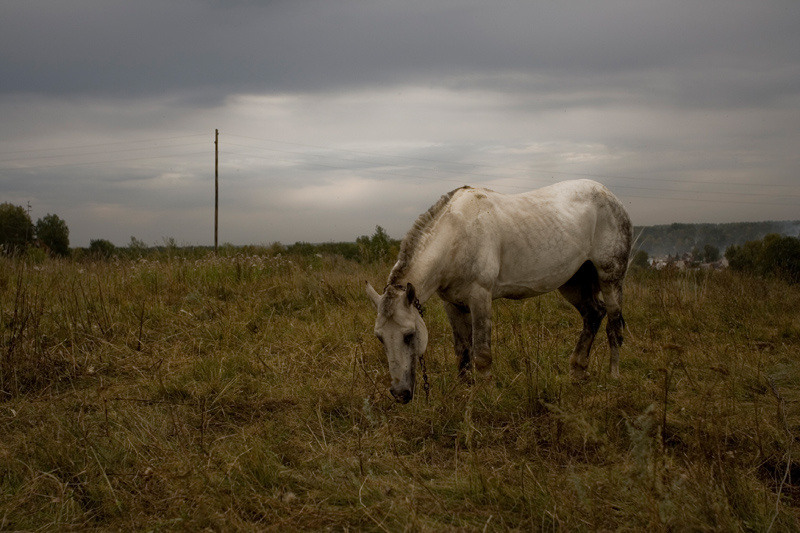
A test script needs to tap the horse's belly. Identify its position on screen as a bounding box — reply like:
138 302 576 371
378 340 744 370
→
493 275 570 299
492 284 549 300
493 253 586 299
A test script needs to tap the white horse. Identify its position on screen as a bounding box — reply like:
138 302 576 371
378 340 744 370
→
366 179 633 404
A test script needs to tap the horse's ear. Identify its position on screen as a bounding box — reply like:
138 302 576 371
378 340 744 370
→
365 281 381 309
405 282 416 307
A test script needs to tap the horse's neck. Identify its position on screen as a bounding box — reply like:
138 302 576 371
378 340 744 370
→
394 243 444 305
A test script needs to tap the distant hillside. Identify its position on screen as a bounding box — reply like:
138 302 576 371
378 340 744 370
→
634 221 800 257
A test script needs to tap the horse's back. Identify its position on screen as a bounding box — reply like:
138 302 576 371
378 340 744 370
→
442 180 631 296
448 180 628 249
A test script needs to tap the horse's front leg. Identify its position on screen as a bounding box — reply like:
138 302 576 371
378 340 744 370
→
470 291 493 376
443 301 473 378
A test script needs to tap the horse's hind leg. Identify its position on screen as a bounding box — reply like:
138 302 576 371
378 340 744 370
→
598 278 625 379
443 301 473 378
558 261 606 379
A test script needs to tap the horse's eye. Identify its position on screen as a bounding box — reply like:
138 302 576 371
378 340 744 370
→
403 333 414 345
376 334 384 344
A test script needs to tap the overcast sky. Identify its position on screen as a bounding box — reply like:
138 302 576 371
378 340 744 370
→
1 1 799 248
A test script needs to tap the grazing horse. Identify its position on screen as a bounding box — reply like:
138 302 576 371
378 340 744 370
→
366 179 633 404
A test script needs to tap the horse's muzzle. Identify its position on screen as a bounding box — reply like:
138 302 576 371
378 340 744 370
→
390 386 413 404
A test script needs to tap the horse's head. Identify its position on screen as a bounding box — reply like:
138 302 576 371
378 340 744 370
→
365 281 428 404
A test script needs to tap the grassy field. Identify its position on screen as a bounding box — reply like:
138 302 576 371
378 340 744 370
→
2 252 800 531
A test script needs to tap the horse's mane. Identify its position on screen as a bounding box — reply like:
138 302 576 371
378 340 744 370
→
387 186 468 286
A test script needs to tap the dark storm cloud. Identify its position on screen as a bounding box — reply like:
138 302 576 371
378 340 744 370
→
2 0 799 247
3 0 798 108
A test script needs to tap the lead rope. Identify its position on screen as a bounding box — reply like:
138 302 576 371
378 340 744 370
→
414 297 430 403
419 351 430 403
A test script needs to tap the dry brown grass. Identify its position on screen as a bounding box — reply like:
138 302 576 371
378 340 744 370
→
2 254 800 531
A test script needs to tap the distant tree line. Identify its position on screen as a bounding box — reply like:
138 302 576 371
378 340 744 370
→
631 231 800 284
636 221 800 257
0 202 134 260
5 200 799 282
1 205 400 266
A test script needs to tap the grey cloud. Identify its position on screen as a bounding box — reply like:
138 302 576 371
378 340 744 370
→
3 0 798 109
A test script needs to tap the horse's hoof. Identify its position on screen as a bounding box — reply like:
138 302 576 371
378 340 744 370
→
570 366 589 381
474 354 493 376
458 369 475 385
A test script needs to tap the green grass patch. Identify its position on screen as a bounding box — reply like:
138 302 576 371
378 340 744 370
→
2 254 800 530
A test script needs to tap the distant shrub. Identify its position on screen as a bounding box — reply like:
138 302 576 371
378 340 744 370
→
316 241 360 261
357 225 395 263
125 235 149 258
286 241 318 256
703 244 720 263
35 213 70 257
88 238 116 260
726 233 800 283
25 246 47 264
0 202 34 253
631 250 649 269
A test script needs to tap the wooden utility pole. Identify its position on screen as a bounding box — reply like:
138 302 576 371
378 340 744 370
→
26 201 32 244
214 129 219 254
